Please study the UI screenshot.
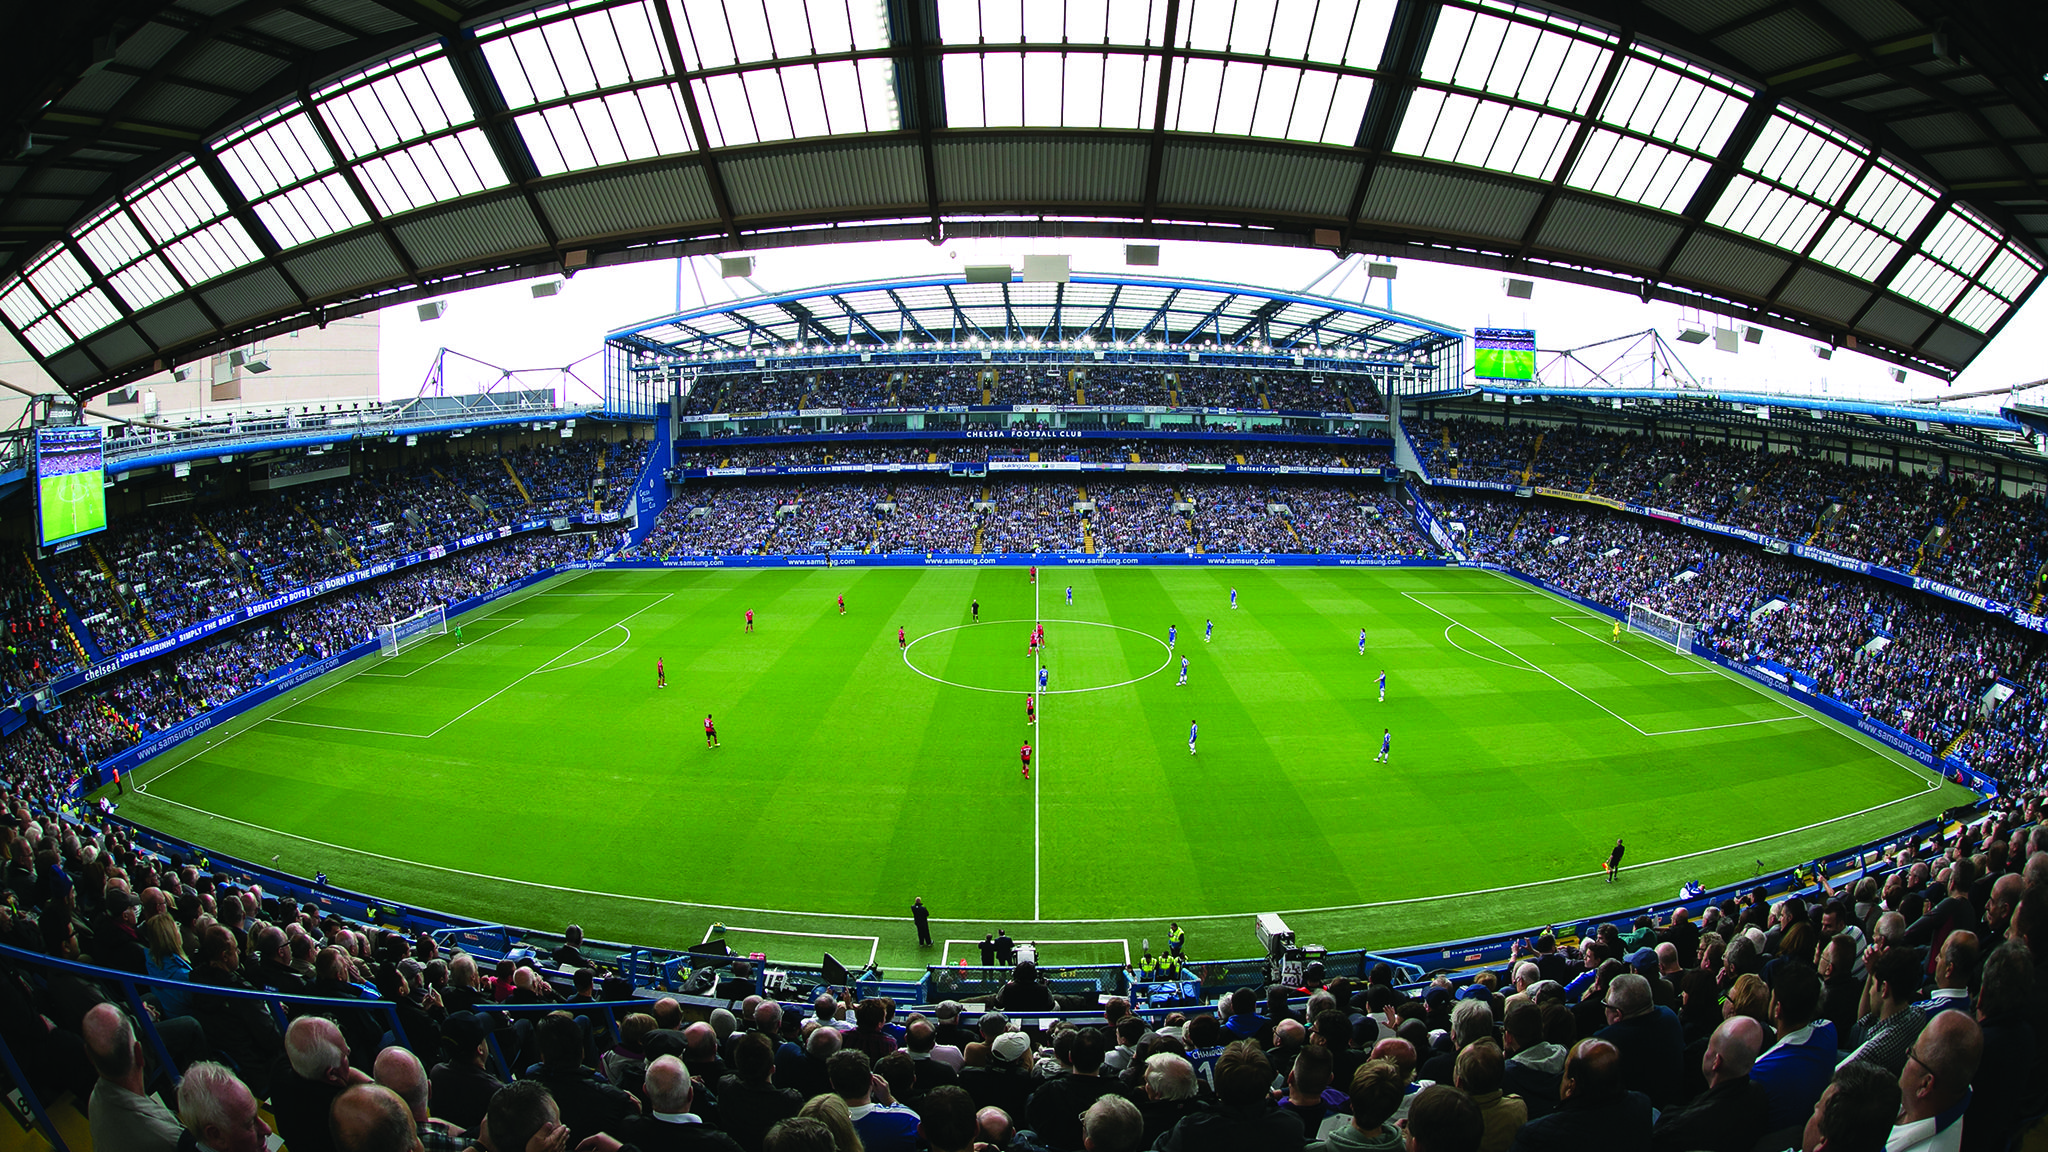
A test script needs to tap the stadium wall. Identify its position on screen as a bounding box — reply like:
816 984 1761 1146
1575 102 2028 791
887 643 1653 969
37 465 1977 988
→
1425 476 2048 636
590 554 1447 569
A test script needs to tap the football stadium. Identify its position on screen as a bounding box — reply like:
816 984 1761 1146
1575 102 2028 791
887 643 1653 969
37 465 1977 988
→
1 1 2047 1149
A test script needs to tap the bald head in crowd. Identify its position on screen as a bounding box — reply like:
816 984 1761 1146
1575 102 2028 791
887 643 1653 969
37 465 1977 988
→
330 1084 421 1152
372 1047 430 1123
1702 1017 1765 1088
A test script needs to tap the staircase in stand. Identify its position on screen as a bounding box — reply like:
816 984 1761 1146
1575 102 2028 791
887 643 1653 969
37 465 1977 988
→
21 548 98 666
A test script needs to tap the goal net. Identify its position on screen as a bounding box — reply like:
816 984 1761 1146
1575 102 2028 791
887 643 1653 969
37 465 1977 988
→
379 604 447 657
1626 602 1695 654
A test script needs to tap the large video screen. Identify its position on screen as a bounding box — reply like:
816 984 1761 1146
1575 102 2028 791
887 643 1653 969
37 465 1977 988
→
36 426 107 547
1473 328 1538 382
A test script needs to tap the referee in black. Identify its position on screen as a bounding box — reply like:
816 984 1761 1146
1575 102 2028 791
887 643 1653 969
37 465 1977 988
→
912 897 932 947
1605 838 1626 883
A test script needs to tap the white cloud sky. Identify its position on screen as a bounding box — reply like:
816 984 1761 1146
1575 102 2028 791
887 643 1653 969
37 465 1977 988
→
378 233 2045 410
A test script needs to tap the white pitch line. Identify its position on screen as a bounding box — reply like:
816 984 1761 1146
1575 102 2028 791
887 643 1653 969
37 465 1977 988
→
1033 574 1042 923
1547 615 1714 676
940 938 1132 966
416 597 668 738
1405 592 1803 737
705 924 879 969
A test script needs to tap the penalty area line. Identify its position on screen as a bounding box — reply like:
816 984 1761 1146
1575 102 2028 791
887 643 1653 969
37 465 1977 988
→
706 924 879 969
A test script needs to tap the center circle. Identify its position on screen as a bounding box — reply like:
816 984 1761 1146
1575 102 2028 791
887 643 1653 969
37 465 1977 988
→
901 618 1176 695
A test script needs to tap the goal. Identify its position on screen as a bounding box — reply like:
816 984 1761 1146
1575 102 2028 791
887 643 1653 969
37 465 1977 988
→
1626 602 1696 654
379 604 447 657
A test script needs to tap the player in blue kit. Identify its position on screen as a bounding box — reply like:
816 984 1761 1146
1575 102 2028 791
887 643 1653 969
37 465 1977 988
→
1065 585 1073 606
1375 728 1391 763
1039 666 1048 691
1229 587 1237 609
1204 618 1213 643
1167 624 1176 651
1177 656 1189 686
1378 669 1386 702
1188 720 1198 755
1357 628 1367 655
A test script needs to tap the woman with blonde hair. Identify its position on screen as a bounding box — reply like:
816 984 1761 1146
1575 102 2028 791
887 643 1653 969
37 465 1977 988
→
141 913 196 1017
797 1093 864 1152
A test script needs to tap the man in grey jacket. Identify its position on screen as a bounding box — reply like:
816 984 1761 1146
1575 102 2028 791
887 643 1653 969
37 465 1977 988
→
1499 1001 1568 1120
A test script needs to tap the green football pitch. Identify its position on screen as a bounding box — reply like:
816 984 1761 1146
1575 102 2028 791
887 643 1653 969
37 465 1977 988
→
119 566 1971 971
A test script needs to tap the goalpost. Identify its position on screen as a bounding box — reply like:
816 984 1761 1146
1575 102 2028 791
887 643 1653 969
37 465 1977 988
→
379 604 448 657
1626 602 1696 654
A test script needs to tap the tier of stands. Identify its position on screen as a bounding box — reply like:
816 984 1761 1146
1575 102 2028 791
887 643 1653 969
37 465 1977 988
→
630 479 1427 559
679 441 1384 470
677 366 1387 415
1412 415 2048 606
36 438 648 658
1436 491 2047 788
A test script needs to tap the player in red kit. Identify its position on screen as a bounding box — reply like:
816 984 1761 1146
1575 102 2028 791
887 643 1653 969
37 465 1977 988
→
1019 740 1031 779
899 626 907 650
703 714 719 748
1026 694 1035 723
1029 565 1037 584
837 594 845 615
656 658 665 689
744 609 754 633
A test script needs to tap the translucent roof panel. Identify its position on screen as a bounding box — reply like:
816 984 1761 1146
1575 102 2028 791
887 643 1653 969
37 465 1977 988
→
55 288 121 339
1177 0 1396 68
351 130 508 217
1420 2 1612 116
1707 174 1830 251
104 256 183 312
1950 286 2006 333
254 174 372 248
515 86 695 175
0 278 42 330
937 0 1168 47
77 208 183 310
22 317 72 357
1740 110 1861 203
1598 49 1748 155
20 246 122 343
944 51 1156 130
315 52 476 160
692 58 897 146
1165 58 1371 144
1892 253 1967 314
1392 87 1576 180
1981 246 2043 302
669 0 890 72
160 220 265 286
1566 130 1710 213
26 248 94 307
1807 216 1899 282
1920 206 1998 279
216 108 335 201
1840 165 1933 241
479 1 672 109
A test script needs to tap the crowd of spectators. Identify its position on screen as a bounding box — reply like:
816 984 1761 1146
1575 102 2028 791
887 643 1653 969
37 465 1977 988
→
677 366 1387 415
0 549 80 695
1437 491 2048 787
1414 415 2048 606
28 438 653 670
8 532 596 771
0 782 2045 1152
677 441 1391 470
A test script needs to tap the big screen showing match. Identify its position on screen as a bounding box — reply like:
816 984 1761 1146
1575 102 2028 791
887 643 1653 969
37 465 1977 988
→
1473 328 1537 382
36 426 107 547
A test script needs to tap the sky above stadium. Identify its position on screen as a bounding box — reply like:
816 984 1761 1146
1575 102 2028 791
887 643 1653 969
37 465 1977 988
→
378 234 2045 410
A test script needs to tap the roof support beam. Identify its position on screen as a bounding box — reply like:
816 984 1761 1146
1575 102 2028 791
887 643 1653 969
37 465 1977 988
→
831 295 890 345
191 144 311 308
883 288 941 344
1653 93 1776 280
649 0 740 240
295 80 419 283
1343 0 1441 244
440 27 567 266
884 0 945 237
1515 27 1634 258
1140 0 1184 219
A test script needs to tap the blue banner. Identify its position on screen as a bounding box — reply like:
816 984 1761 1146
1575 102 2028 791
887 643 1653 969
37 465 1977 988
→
675 461 1399 480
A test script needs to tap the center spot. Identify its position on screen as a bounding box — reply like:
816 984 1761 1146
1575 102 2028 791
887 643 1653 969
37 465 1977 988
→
902 618 1175 695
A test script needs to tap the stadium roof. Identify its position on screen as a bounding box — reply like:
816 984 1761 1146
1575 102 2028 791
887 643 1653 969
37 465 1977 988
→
608 272 1462 361
3 0 2045 400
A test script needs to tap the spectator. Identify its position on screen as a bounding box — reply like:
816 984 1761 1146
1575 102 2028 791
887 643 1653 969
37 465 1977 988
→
1309 1058 1405 1151
175 1062 273 1152
1026 1027 1129 1150
1595 972 1685 1106
82 1002 180 1152
827 1048 919 1152
1499 1002 1567 1120
1648 1016 1769 1152
715 1032 801 1151
429 1013 503 1135
1800 1061 1900 1152
1451 1042 1523 1152
1751 962 1838 1132
373 1045 466 1151
1154 1039 1303 1150
1404 1082 1485 1152
1506 1038 1651 1151
915 1085 980 1152
271 1015 371 1152
1841 947 1928 1076
616 1054 742 1151
329 1082 425 1152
